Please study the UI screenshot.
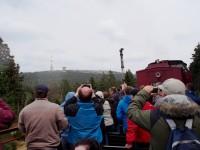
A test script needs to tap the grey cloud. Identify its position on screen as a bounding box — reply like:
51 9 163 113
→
1 0 200 73
84 55 111 63
1 0 30 8
0 30 40 43
98 19 128 43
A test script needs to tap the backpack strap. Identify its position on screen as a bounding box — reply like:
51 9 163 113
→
185 119 193 129
94 102 103 116
165 118 193 130
165 119 176 130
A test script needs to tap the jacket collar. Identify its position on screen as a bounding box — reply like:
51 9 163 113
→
158 99 200 118
35 98 48 101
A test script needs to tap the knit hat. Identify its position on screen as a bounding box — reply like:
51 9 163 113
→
158 78 186 95
35 84 48 93
95 91 104 99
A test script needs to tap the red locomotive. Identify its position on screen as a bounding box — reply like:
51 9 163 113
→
136 60 192 87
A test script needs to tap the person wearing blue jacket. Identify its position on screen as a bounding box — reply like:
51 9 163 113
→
60 92 75 150
116 86 137 134
64 85 103 148
60 92 76 110
186 83 200 105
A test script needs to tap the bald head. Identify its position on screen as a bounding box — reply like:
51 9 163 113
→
79 86 93 102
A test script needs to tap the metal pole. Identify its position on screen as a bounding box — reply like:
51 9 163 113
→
119 48 125 79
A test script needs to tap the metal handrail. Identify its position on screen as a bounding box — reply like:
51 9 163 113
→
0 124 23 144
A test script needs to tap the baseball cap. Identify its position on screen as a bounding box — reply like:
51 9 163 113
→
35 84 49 93
158 78 186 95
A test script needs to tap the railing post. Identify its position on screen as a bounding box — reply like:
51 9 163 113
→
0 144 3 150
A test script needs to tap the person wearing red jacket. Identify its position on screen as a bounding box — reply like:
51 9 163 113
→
125 101 155 149
0 98 15 130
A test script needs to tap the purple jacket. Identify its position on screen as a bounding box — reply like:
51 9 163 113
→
0 99 15 129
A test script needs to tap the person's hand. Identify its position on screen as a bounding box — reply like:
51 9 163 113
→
125 144 133 149
75 85 83 97
143 85 154 94
121 83 127 91
92 89 96 98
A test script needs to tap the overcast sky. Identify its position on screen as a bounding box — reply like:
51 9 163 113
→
0 0 200 73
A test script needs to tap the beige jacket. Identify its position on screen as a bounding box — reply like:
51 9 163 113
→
103 100 114 126
18 98 67 149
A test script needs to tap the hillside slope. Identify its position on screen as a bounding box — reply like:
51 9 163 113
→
23 70 123 86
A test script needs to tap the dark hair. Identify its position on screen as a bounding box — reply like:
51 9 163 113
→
109 87 117 93
36 91 47 98
124 86 134 95
130 88 139 96
74 139 101 150
103 91 109 99
186 82 194 91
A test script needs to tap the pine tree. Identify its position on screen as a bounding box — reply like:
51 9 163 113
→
97 71 118 91
189 43 200 91
89 77 97 90
0 38 12 95
124 69 136 86
98 73 107 91
0 37 24 113
107 71 117 87
59 79 72 99
0 38 12 66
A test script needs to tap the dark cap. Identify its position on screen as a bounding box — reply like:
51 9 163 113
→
35 84 48 93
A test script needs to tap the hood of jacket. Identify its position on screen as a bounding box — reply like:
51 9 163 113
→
123 95 132 104
65 92 75 101
157 94 200 118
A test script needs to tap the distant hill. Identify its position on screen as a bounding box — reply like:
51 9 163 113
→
23 70 123 87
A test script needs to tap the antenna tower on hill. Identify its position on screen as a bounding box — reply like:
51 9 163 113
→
50 56 54 71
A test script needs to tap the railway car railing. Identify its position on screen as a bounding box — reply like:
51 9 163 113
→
0 123 24 148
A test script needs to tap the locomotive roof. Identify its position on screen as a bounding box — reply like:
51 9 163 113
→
147 60 187 69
